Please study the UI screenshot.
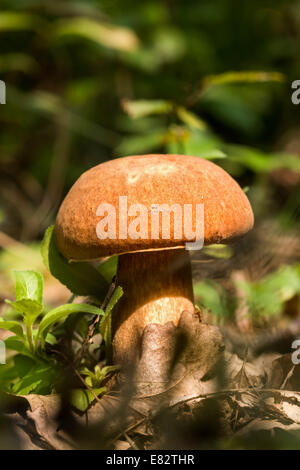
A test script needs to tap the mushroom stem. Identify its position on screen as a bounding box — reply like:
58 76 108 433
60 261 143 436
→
112 248 194 366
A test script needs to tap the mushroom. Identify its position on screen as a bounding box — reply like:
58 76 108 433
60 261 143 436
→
55 154 254 367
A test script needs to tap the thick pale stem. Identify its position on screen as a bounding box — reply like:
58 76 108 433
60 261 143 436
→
112 248 194 366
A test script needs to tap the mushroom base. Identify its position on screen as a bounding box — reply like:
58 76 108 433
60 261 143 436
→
112 248 194 367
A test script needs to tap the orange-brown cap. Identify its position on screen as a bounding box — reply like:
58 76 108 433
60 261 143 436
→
55 154 254 260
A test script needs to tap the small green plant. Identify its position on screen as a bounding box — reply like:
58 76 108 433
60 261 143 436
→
71 365 118 412
235 264 300 319
0 227 123 411
4 270 105 355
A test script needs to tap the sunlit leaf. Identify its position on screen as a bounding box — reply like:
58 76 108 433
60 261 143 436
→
5 299 43 320
202 244 233 259
12 270 43 304
0 318 24 338
176 107 207 130
81 364 118 388
194 280 229 317
166 127 225 159
52 18 139 52
203 71 285 91
122 99 172 119
70 387 106 412
37 303 104 341
5 270 44 322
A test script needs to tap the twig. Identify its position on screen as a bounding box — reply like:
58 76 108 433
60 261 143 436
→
72 365 104 406
123 431 139 450
280 365 296 390
169 387 300 409
110 417 147 445
105 386 300 448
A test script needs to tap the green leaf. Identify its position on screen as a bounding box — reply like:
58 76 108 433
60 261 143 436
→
13 379 42 395
166 128 225 159
196 149 227 160
81 365 118 388
105 286 123 316
52 18 139 52
6 299 43 319
12 363 57 395
70 387 106 412
226 144 276 172
176 107 207 130
99 286 124 338
202 71 285 91
41 226 109 297
0 355 36 390
194 280 228 317
37 303 104 341
12 270 43 304
202 244 233 259
116 130 165 156
0 318 24 338
226 144 300 174
122 99 172 119
81 367 95 380
97 256 118 284
5 337 36 360
13 354 35 373
100 286 123 362
96 365 119 383
45 332 57 346
236 264 300 318
5 271 43 337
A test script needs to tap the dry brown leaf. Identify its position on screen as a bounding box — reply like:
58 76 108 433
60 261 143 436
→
267 354 300 390
132 311 224 408
235 417 300 437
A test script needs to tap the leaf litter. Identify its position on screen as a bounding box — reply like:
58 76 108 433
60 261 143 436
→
2 309 300 450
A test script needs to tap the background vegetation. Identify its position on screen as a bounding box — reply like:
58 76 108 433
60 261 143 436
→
0 0 300 450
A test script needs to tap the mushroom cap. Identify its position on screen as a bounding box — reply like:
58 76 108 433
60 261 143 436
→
55 154 254 260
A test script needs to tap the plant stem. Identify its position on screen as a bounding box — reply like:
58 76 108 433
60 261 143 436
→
25 318 34 352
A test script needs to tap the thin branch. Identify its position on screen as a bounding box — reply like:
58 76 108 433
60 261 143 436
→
169 387 300 409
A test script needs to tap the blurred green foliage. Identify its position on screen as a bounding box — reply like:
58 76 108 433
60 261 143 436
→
0 0 300 324
0 0 300 241
236 263 300 318
194 263 300 321
0 2 300 448
0 267 122 410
